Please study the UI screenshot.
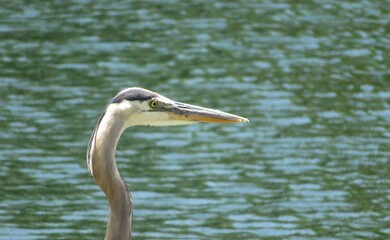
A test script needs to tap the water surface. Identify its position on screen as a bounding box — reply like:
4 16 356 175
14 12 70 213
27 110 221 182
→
0 1 389 239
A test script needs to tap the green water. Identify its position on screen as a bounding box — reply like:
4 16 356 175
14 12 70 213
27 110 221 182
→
1 1 389 239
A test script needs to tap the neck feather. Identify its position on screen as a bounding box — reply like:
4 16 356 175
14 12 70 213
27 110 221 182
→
88 110 133 240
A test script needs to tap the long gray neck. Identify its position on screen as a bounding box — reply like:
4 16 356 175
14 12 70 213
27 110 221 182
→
89 112 132 240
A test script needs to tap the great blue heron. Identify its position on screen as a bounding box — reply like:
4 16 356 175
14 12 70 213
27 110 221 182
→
87 87 248 240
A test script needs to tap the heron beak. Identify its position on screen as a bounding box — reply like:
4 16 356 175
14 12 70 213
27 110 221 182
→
167 102 249 123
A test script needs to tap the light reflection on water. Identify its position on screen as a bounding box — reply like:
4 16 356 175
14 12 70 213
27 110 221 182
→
1 0 389 240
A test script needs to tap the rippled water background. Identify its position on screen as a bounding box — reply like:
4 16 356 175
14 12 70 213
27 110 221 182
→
1 1 389 239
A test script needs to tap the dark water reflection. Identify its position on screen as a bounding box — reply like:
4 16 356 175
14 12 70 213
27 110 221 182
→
1 1 389 239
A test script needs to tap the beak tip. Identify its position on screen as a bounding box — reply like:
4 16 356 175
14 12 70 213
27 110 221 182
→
238 117 249 123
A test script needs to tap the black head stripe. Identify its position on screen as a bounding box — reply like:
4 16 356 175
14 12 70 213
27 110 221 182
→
111 88 158 103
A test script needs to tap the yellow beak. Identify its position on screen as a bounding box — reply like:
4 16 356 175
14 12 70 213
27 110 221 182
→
167 102 249 123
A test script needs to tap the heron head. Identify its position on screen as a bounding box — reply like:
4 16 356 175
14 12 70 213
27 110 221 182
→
106 87 248 127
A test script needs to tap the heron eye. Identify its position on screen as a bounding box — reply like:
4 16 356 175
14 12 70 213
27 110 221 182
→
149 99 158 108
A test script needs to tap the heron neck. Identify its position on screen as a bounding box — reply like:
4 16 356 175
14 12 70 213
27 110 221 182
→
91 113 132 240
